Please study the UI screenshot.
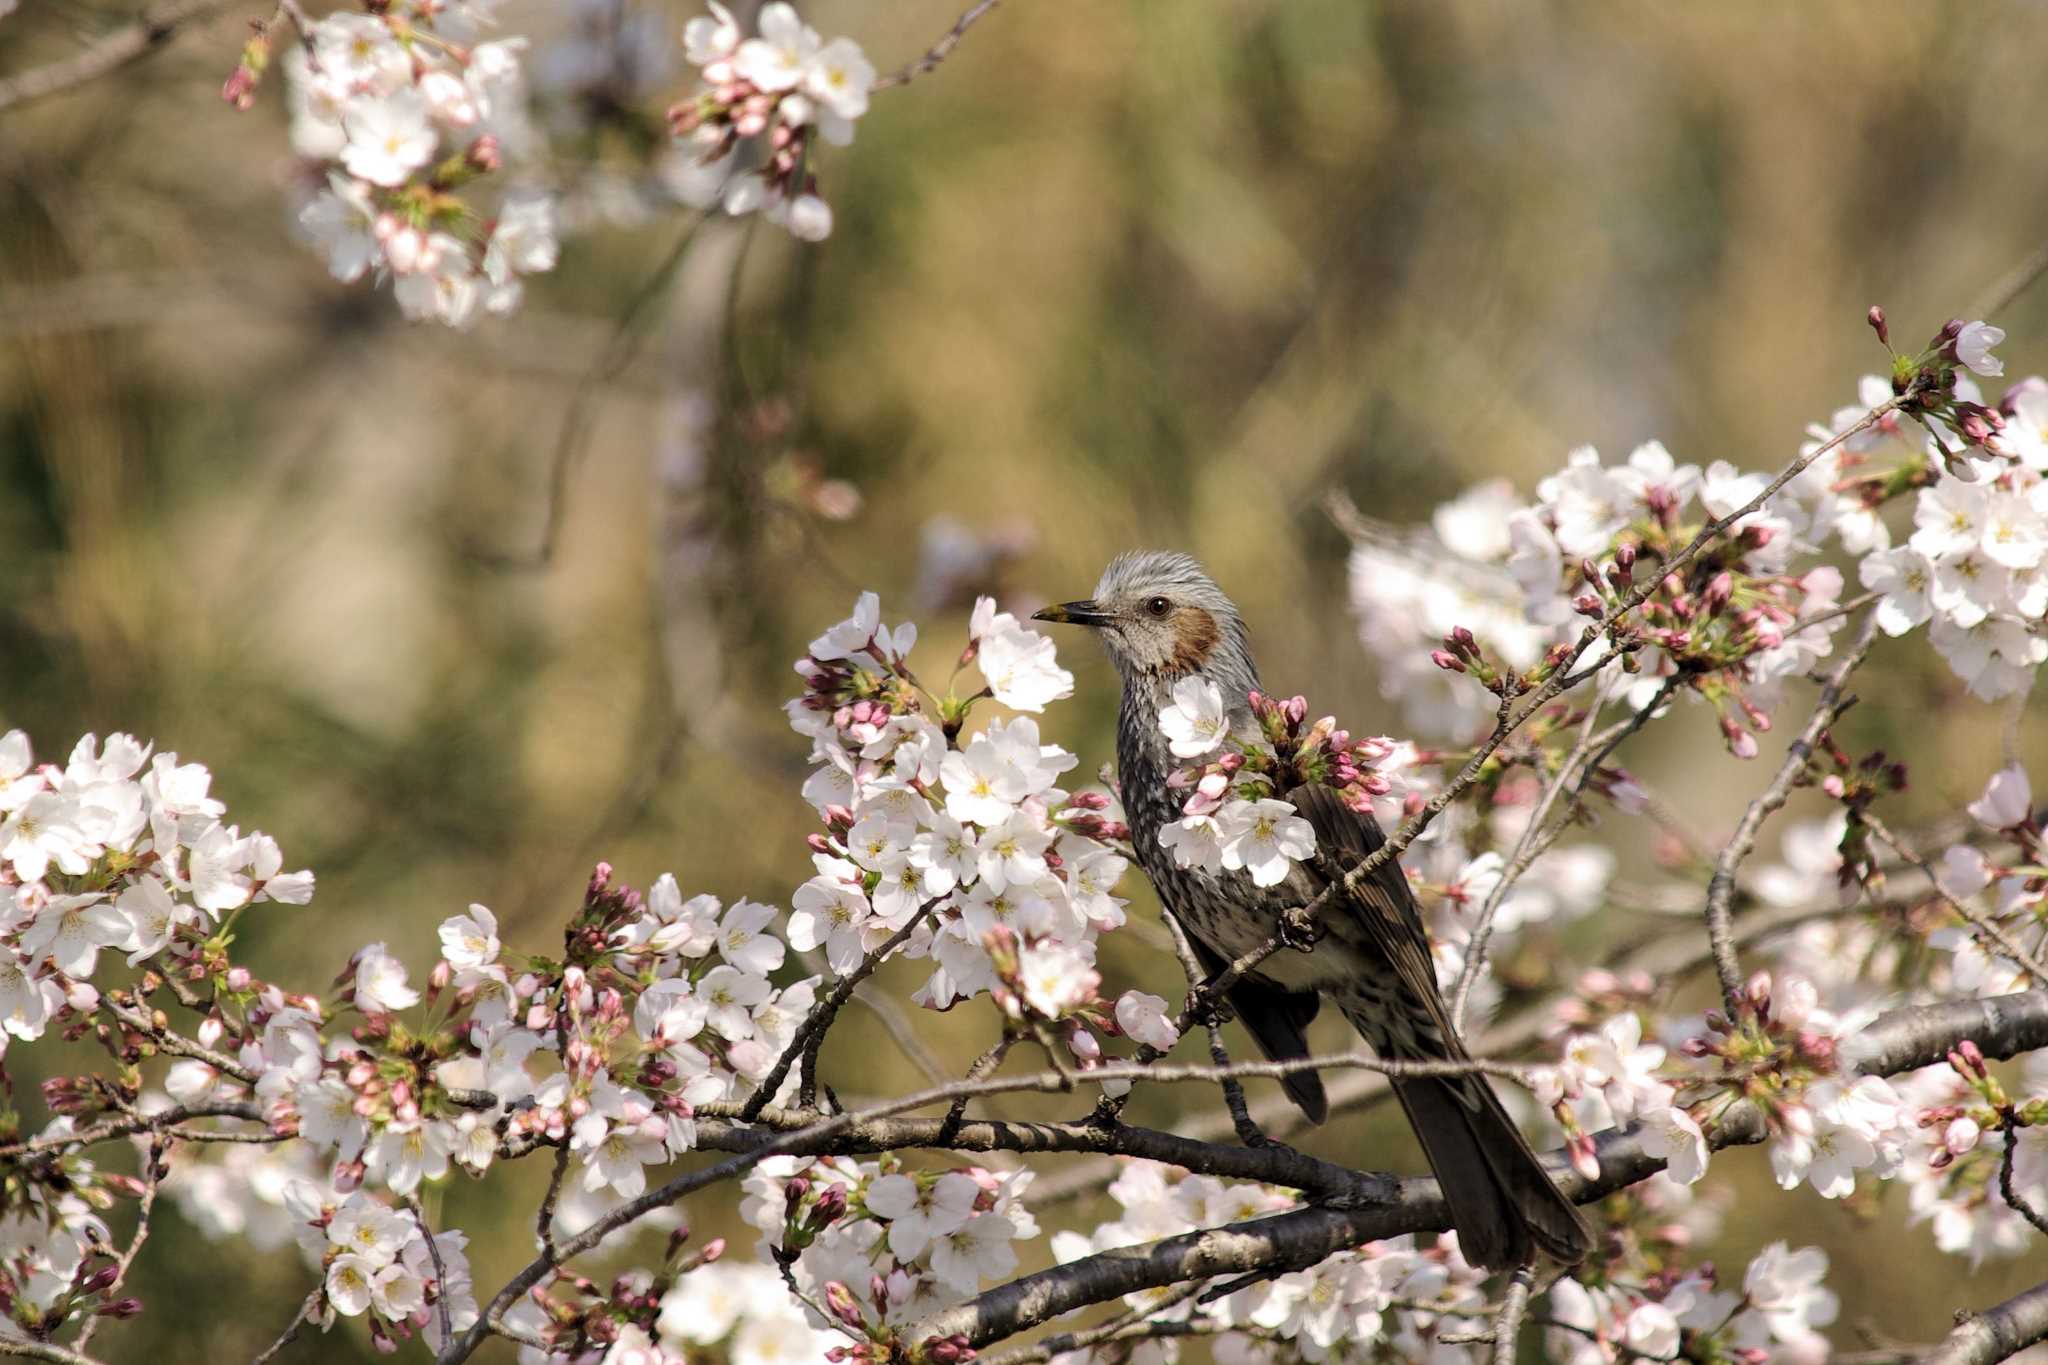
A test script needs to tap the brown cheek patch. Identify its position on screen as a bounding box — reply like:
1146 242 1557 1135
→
1168 608 1221 673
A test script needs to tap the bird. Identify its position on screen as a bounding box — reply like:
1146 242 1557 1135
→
1033 549 1591 1271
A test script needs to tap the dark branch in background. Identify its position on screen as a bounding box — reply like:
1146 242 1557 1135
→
1919 1279 2048 1365
872 0 1005 90
0 0 236 114
902 993 2048 1351
473 215 706 569
1700 611 1880 1007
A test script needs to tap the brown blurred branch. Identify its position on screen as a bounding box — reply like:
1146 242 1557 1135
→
473 215 705 570
0 0 237 114
872 0 1003 91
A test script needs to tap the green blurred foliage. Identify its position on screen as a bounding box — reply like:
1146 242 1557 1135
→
3 0 2048 1357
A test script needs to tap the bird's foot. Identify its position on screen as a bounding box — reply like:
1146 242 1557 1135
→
1308 1173 1398 1210
1184 984 1234 1027
1278 905 1325 953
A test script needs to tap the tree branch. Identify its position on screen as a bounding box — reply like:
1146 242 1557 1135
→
0 0 238 115
1700 610 1880 1007
872 0 1004 91
906 991 2048 1351
1918 1278 2048 1365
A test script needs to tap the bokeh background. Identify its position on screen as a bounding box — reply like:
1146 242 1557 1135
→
4 0 2048 1358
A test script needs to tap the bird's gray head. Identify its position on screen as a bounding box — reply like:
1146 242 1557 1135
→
1032 550 1258 695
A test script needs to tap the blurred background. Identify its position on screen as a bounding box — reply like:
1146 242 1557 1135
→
4 0 2048 1357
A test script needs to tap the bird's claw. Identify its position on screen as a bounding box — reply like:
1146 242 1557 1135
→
1184 987 1234 1026
1278 906 1324 952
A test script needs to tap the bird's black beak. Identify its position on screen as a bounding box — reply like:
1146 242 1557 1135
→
1032 599 1115 628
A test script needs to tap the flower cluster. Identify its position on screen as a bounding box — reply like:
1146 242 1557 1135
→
0 730 311 1045
1547 1241 1840 1365
1894 1044 2048 1266
1930 763 2048 995
1153 679 1396 887
264 7 559 326
1534 1009 1710 1187
1680 972 1912 1200
1348 315 2047 759
1843 362 2048 699
739 1154 1035 1355
787 594 1150 1069
1047 1160 1493 1364
666 2 877 240
294 1187 477 1351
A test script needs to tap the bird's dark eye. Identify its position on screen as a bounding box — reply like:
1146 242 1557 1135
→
1145 596 1171 617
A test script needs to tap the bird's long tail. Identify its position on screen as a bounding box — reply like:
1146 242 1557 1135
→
1343 1004 1592 1271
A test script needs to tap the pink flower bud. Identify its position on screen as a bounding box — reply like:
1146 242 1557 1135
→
1569 1133 1599 1182
1868 305 1889 347
1945 1116 1981 1155
1432 650 1466 673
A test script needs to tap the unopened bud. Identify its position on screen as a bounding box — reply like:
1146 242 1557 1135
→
1867 305 1889 347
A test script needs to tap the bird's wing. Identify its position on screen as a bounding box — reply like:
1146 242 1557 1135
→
1179 919 1328 1124
1284 782 1460 1050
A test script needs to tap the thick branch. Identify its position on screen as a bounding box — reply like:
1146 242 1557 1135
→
1918 1279 2048 1365
907 991 2048 1350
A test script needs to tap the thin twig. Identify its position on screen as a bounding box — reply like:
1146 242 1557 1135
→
0 1342 106 1365
72 1135 168 1351
872 0 1003 90
742 902 939 1121
1998 1116 2048 1238
1969 238 2048 321
1450 689 1667 1029
250 1289 323 1365
101 996 258 1084
982 1282 1209 1365
0 1100 263 1161
1862 812 2048 985
406 1197 457 1349
1162 911 1263 1145
1700 610 1881 1008
936 1034 1016 1144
